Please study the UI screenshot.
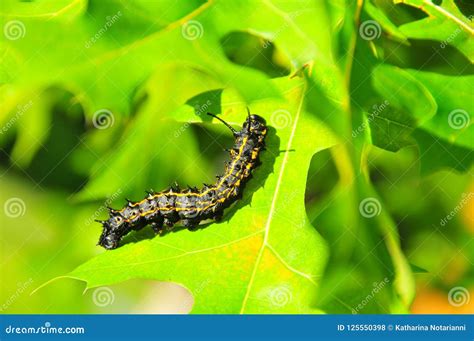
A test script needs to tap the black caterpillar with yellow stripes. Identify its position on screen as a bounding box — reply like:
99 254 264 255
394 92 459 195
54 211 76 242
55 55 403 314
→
97 111 267 249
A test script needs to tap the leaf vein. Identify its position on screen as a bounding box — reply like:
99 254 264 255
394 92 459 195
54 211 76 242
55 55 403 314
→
239 83 306 313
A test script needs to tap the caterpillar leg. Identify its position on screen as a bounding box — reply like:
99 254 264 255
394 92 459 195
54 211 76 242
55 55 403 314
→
131 220 146 231
149 214 164 234
213 212 223 222
164 218 175 227
163 210 179 227
151 222 164 235
182 219 199 231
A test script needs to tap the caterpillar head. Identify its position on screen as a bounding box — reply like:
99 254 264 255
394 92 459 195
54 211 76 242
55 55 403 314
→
246 114 267 135
97 213 126 249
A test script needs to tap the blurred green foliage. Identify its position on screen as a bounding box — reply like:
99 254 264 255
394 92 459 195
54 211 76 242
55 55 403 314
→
0 0 472 314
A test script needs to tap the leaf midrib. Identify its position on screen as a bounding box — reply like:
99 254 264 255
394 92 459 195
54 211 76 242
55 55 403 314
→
422 0 474 34
0 0 84 18
239 82 306 313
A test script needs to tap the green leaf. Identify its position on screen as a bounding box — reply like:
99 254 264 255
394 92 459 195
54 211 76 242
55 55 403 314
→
0 0 316 115
393 0 474 62
372 65 437 124
412 70 474 174
1 0 87 19
367 65 472 172
368 108 416 152
409 263 429 274
368 64 437 152
365 0 408 43
405 70 474 150
3 0 473 317
1 0 322 167
413 129 473 174
364 187 415 309
74 64 222 201
58 77 339 313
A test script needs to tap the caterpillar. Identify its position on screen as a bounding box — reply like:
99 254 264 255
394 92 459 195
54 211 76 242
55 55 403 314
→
97 110 267 249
